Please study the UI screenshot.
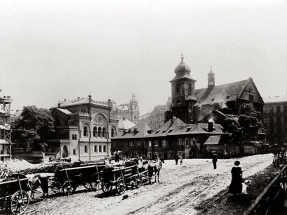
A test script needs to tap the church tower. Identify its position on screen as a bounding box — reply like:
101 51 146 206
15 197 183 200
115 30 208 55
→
129 93 139 124
208 66 215 88
169 55 197 123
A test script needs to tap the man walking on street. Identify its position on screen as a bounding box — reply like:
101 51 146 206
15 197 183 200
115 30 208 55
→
212 154 217 169
174 153 179 165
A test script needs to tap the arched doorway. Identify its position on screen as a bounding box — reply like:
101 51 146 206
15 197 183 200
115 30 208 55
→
62 145 69 158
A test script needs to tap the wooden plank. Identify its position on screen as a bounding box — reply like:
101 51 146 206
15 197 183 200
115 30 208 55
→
243 164 287 215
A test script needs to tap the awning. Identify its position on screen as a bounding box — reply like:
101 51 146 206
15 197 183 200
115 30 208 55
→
204 135 221 145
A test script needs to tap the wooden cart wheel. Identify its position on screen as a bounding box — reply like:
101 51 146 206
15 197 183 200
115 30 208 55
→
10 190 30 215
101 184 112 193
136 175 143 188
62 181 74 195
90 179 101 191
116 178 126 195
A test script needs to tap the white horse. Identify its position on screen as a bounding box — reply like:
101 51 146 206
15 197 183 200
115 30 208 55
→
147 159 163 184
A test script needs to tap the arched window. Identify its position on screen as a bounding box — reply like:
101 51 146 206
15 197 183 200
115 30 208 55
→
176 84 180 93
111 128 115 137
83 126 88 137
103 127 106 138
93 127 97 137
98 127 102 138
188 84 192 95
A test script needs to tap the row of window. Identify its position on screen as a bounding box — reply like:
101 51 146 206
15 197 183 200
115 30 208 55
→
83 145 107 153
266 105 287 114
83 126 116 138
113 138 195 148
176 84 193 96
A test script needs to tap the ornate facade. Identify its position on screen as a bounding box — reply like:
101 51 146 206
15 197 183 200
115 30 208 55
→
49 95 118 161
112 94 140 124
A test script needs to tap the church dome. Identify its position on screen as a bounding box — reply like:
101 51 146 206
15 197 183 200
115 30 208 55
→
174 55 191 73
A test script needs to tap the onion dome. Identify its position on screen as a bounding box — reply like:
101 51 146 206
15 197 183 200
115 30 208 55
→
174 55 191 73
208 66 215 77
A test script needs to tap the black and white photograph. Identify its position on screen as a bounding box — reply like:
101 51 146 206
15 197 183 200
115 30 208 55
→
0 0 287 214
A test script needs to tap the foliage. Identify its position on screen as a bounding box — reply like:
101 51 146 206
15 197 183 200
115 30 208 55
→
223 104 262 143
12 106 55 150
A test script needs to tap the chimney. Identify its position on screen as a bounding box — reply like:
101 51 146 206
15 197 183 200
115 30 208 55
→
208 118 214 132
58 101 61 107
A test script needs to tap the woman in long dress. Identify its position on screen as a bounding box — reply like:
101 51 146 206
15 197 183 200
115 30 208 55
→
229 160 243 194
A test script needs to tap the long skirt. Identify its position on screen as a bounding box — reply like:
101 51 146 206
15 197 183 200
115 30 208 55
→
229 177 242 194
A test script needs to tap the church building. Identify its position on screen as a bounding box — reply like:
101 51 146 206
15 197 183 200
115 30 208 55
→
167 55 264 124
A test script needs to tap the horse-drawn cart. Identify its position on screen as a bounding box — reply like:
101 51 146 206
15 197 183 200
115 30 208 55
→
0 174 30 215
100 164 143 195
29 164 106 198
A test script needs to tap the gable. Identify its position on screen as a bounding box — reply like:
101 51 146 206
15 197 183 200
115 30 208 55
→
238 78 264 104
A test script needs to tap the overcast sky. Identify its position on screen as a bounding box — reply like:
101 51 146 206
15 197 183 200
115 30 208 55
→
0 0 286 115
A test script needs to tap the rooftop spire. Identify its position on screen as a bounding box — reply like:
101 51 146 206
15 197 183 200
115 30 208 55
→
210 66 212 72
181 54 184 63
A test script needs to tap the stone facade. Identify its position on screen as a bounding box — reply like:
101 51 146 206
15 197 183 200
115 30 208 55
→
139 98 171 131
49 95 118 162
263 96 287 145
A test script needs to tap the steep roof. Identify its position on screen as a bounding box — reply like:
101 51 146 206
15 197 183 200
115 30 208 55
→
112 121 151 139
195 79 249 106
117 118 136 130
204 135 222 145
149 117 186 137
56 108 72 115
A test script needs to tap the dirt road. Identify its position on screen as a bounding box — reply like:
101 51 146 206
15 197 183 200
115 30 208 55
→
26 153 273 215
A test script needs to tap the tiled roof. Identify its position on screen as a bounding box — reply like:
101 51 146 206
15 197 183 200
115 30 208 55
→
263 96 287 103
148 118 224 137
195 79 249 106
56 108 72 115
112 121 151 139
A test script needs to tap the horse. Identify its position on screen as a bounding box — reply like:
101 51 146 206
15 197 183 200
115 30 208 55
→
147 159 163 184
27 174 50 198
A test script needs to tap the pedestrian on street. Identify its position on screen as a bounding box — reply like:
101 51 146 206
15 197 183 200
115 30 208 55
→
115 150 120 163
229 160 243 195
174 153 179 165
212 154 217 169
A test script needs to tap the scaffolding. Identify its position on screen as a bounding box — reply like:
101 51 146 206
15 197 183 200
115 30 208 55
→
0 90 13 161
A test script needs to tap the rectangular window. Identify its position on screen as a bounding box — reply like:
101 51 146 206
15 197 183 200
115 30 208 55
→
154 140 158 147
162 140 166 147
84 145 88 153
73 149 76 155
99 145 102 153
103 145 106 152
269 108 273 113
148 141 151 147
137 141 141 146
94 145 97 153
277 106 281 113
129 141 135 146
72 134 77 140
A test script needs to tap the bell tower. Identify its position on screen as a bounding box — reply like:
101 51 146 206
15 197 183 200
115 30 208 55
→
169 55 197 123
